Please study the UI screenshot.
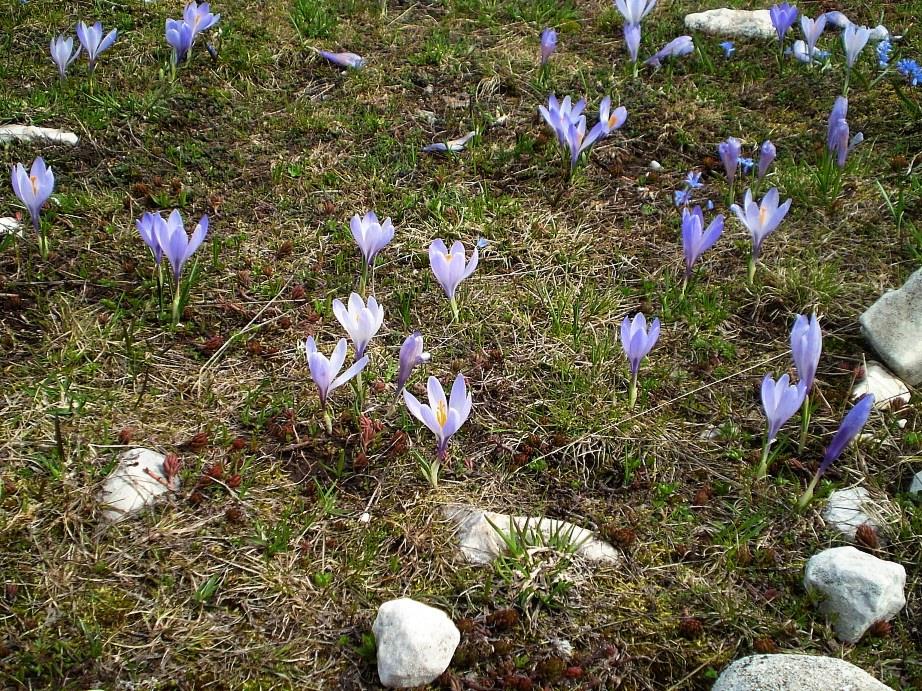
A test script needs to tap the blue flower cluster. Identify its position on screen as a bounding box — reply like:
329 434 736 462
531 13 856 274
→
876 40 891 68
896 58 922 86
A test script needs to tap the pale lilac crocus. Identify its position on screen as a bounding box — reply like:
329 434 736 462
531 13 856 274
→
718 137 741 187
539 95 585 145
50 35 80 79
317 50 365 69
422 131 476 153
350 211 394 288
680 205 724 287
800 14 827 62
540 27 557 66
155 209 209 323
614 0 656 64
166 19 195 64
332 293 384 359
827 96 862 167
821 10 850 29
397 331 430 393
620 313 660 408
645 35 693 68
429 239 478 320
757 373 806 478
403 373 472 462
798 393 874 507
76 21 117 75
623 23 641 63
769 3 799 44
136 211 166 265
10 157 54 259
539 94 625 173
183 0 221 35
842 23 871 70
791 312 822 450
730 188 792 282
304 336 368 433
757 140 776 180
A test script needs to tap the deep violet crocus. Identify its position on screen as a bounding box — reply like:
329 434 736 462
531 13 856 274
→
730 187 792 283
403 373 472 463
680 205 724 289
798 393 875 507
10 157 54 259
154 209 209 323
304 337 368 433
50 35 80 79
757 373 806 478
645 35 693 68
76 21 117 75
620 313 660 408
429 239 479 320
317 50 365 69
791 313 822 450
757 140 776 180
332 293 384 359
540 28 557 66
769 3 799 45
396 332 430 393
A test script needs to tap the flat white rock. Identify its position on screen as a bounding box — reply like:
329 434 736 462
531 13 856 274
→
859 267 922 385
443 504 618 565
684 8 774 40
852 361 910 410
712 654 891 690
98 448 178 522
804 546 906 643
0 124 79 146
0 217 23 237
822 487 880 540
372 598 459 688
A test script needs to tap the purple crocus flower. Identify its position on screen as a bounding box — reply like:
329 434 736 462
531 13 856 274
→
540 95 625 171
645 35 693 68
165 19 195 63
757 140 776 180
842 23 871 69
540 27 557 65
614 0 656 62
620 313 660 407
304 336 368 419
155 209 209 283
800 15 827 61
350 211 394 267
769 3 799 44
183 0 220 34
623 23 641 63
136 211 166 264
76 21 117 74
397 332 430 393
718 137 741 186
50 35 80 79
681 205 724 279
422 131 476 153
403 373 472 461
821 10 850 29
730 187 792 281
317 50 365 69
539 95 585 145
686 171 703 188
791 313 822 392
332 293 384 359
430 239 478 319
11 157 54 235
761 373 806 444
827 96 862 167
798 393 875 506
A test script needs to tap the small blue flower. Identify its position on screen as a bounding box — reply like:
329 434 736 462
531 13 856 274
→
896 58 922 86
685 171 704 188
705 199 715 210
674 188 692 207
877 40 892 68
814 48 830 61
738 157 755 175
720 41 735 58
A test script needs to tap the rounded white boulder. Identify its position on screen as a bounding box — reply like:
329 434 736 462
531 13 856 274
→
712 654 891 690
372 598 460 688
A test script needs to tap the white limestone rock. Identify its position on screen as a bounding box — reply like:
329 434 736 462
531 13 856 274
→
684 8 774 40
909 471 922 497
372 598 459 688
852 361 911 410
98 448 178 522
859 267 922 385
822 487 881 540
443 504 619 565
804 546 906 643
0 124 79 146
712 654 892 690
0 217 23 237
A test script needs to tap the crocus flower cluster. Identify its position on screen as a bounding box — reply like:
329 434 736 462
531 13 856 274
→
540 28 557 66
166 1 220 64
11 157 55 259
614 0 656 63
730 187 792 282
76 21 117 75
620 313 660 408
827 96 863 168
539 95 627 172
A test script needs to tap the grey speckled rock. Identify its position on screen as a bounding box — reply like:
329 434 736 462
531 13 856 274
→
684 8 774 39
859 267 922 385
372 598 459 688
804 546 906 643
712 654 891 690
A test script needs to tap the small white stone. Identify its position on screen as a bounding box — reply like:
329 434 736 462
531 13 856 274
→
372 598 460 688
859 267 922 385
649 160 663 171
909 471 922 497
852 361 910 410
98 448 178 522
684 8 774 40
443 504 619 565
358 511 371 524
713 654 891 691
869 25 889 42
551 638 573 658
0 124 79 146
804 546 906 643
0 217 24 237
822 487 879 540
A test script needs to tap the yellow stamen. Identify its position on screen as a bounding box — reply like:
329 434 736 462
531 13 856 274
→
759 206 768 226
30 175 39 195
436 400 448 428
